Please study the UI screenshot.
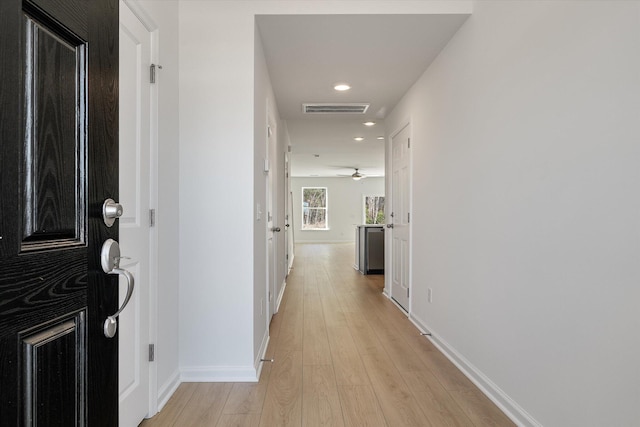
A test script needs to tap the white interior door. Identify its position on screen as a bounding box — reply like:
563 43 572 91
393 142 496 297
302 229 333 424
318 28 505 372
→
267 119 277 321
119 2 151 425
284 152 293 275
391 125 411 311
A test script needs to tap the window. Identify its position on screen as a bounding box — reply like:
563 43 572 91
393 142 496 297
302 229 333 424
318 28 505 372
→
363 195 385 224
302 187 328 230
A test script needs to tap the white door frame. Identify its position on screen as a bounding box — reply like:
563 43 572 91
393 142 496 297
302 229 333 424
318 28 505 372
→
121 0 159 418
386 121 412 313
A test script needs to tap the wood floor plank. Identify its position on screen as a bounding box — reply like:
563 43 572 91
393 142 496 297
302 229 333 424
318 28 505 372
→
449 387 515 427
222 363 272 415
364 307 426 373
342 310 385 356
326 326 371 386
302 365 345 427
216 413 261 427
303 293 333 365
338 385 387 427
258 350 303 427
401 370 474 427
275 307 303 354
321 294 348 329
140 383 198 427
177 383 233 426
361 350 433 427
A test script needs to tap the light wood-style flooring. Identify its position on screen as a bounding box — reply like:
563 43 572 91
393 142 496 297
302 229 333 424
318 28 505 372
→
141 243 514 427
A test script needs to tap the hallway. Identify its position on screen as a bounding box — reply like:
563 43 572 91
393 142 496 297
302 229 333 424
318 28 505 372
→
142 243 513 426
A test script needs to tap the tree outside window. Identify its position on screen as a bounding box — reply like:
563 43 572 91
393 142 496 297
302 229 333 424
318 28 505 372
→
302 187 328 229
364 195 385 224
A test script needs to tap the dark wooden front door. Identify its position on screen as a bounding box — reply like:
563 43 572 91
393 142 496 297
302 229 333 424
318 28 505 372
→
0 0 119 425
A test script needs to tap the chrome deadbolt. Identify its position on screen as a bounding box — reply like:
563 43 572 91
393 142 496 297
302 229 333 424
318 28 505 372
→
102 198 123 227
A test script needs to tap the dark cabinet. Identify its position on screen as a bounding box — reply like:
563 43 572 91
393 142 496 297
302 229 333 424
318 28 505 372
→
357 225 385 274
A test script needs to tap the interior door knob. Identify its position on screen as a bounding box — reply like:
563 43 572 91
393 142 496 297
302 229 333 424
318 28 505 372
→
272 227 281 232
386 223 394 228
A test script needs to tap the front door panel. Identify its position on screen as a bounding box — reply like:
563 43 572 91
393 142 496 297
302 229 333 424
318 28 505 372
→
0 0 119 425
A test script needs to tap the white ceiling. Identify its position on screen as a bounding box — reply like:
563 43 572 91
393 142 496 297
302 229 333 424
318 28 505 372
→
256 14 468 177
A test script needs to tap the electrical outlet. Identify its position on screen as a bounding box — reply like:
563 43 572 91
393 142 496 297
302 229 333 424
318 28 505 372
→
427 288 433 303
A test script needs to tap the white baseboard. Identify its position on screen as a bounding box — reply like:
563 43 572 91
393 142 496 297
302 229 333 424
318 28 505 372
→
409 313 541 427
288 253 294 274
276 279 287 312
180 365 258 382
254 331 270 379
295 240 353 244
157 369 181 412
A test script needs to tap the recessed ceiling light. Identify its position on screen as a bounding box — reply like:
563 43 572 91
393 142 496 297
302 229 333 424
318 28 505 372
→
363 121 376 126
354 137 364 142
377 136 384 140
334 84 351 91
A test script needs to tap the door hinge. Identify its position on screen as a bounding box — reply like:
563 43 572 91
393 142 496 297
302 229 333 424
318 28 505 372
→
150 209 156 227
407 288 410 298
408 138 411 148
407 212 410 223
149 344 155 362
150 64 162 84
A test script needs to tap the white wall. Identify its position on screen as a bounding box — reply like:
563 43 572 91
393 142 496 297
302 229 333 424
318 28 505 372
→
292 177 385 243
179 2 256 380
128 0 181 412
385 1 640 425
177 0 472 383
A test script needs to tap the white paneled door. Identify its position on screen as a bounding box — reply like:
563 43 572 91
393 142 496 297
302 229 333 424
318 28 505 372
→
391 125 411 311
267 117 278 322
119 2 152 425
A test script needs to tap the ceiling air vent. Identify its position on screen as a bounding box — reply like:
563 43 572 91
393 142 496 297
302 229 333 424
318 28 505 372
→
303 103 370 114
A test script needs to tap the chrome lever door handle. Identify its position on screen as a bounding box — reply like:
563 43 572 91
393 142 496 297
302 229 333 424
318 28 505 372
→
103 268 134 338
272 227 281 232
100 239 135 338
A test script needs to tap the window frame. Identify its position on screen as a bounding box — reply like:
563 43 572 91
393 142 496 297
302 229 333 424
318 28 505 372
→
301 187 329 230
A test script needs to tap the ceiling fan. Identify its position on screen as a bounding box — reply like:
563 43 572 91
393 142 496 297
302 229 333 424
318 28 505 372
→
336 167 366 180
351 168 364 180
